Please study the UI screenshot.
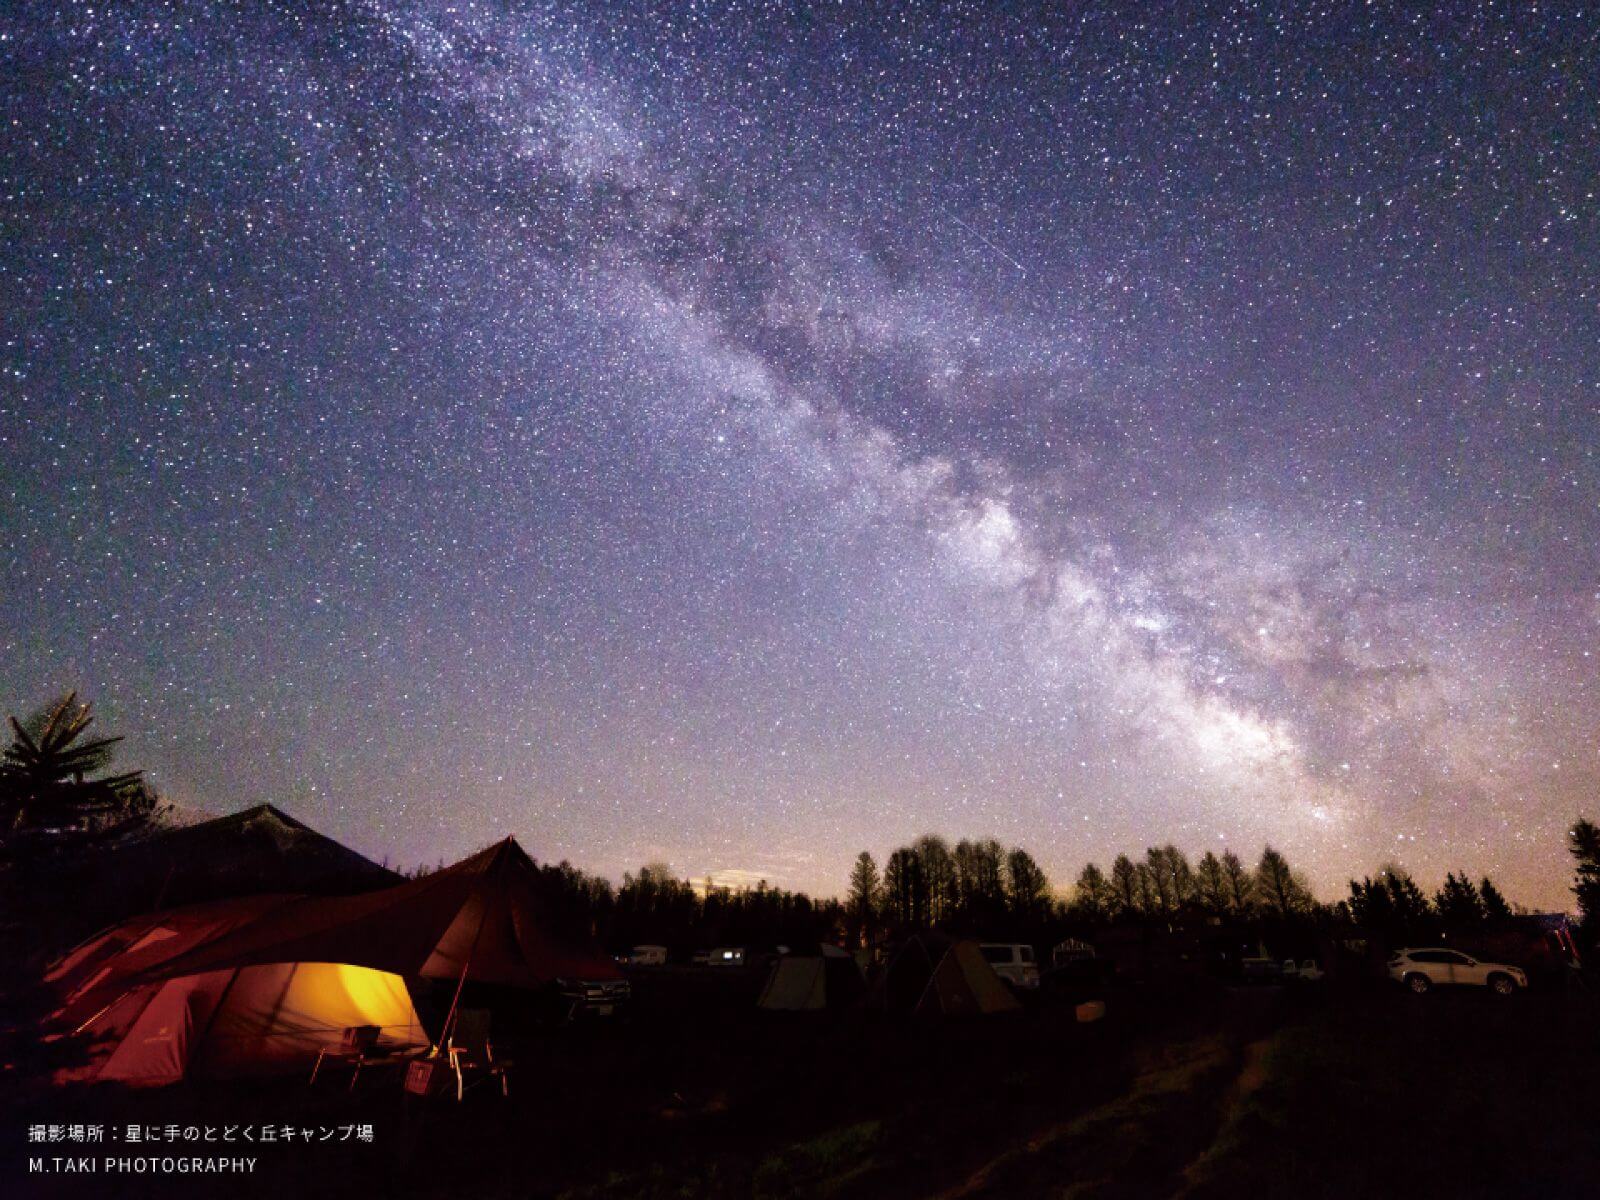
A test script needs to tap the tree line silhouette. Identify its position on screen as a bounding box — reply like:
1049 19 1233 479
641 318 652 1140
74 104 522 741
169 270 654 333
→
6 693 1600 960
843 839 1530 951
517 831 1599 962
486 859 848 953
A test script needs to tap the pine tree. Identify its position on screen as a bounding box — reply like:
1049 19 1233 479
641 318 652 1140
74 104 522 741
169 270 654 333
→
1144 847 1176 916
1005 847 1051 922
883 847 927 929
1164 844 1196 909
1256 845 1312 917
1434 871 1485 926
1110 854 1141 917
1377 863 1433 937
1073 862 1111 922
913 835 956 925
1568 818 1600 941
1349 876 1396 932
1195 851 1228 914
1 693 148 834
1134 862 1159 915
1479 876 1512 922
970 838 1008 925
847 851 881 947
1221 850 1254 915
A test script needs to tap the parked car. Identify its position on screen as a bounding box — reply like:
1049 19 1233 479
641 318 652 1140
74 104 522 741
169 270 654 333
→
555 976 632 1019
980 943 1040 990
706 946 746 968
1282 959 1324 983
626 944 668 967
1240 956 1284 983
1388 947 1527 995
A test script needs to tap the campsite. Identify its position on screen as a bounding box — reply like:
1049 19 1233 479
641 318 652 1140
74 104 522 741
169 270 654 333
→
8 0 1600 1193
5 800 1600 1199
8 0 1600 1191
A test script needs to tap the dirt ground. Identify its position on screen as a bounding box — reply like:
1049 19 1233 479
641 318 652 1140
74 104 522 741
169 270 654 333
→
6 972 1598 1199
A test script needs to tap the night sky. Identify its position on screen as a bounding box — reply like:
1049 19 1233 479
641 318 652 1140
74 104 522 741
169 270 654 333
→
3 2 1597 908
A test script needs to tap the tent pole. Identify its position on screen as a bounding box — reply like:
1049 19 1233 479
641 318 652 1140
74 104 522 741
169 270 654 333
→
73 1001 115 1036
151 860 177 912
437 900 492 1048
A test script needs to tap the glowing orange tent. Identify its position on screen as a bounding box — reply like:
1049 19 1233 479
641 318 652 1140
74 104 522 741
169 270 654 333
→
48 838 620 1084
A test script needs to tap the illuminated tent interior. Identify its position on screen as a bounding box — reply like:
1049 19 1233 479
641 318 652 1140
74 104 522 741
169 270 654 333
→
62 962 427 1085
46 837 620 1084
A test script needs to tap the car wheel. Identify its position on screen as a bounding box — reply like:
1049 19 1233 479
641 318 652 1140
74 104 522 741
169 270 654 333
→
1405 973 1432 995
1488 973 1516 996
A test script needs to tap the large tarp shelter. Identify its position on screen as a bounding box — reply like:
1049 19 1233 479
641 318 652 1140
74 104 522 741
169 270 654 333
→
122 837 622 990
46 837 620 1084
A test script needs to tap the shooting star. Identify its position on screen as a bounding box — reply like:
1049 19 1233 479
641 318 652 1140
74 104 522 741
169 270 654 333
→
943 209 1029 277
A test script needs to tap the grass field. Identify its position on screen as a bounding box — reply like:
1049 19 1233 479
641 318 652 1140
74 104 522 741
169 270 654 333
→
6 973 1598 1199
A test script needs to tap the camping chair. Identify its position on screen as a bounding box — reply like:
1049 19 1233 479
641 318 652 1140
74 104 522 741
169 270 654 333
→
310 1025 418 1090
446 1008 511 1100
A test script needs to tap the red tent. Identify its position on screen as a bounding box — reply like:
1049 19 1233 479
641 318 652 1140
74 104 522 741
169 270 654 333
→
47 894 300 1029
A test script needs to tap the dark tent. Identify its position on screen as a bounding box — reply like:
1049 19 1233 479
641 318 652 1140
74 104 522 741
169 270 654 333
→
87 803 401 904
919 940 1021 1016
757 946 866 1011
867 935 1020 1017
867 936 938 1014
4 804 401 958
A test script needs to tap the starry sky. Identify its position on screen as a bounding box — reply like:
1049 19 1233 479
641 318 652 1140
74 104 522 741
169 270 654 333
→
3 2 1597 908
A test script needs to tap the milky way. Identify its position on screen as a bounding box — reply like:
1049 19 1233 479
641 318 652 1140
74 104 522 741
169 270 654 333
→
3 2 1597 907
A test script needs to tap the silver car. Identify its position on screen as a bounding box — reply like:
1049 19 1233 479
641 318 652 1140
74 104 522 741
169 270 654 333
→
1388 947 1527 995
980 943 1040 990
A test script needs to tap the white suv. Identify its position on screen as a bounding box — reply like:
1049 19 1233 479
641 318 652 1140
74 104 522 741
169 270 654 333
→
980 943 1040 990
1389 948 1527 995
